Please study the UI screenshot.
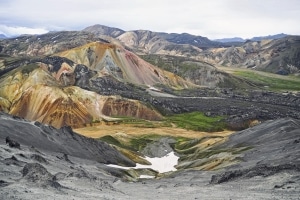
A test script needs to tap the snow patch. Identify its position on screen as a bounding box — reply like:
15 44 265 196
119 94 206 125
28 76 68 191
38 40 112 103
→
51 34 60 40
107 151 179 174
139 175 155 179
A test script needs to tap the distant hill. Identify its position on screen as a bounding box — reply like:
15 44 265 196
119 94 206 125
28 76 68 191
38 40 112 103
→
83 24 226 53
250 33 288 41
214 34 289 43
0 34 7 39
214 37 245 43
202 36 300 74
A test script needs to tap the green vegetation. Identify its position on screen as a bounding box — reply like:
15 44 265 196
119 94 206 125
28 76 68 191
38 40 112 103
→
99 134 165 152
175 136 223 151
234 71 300 91
111 112 226 132
110 116 158 128
141 54 213 77
99 135 122 146
129 135 162 151
166 112 225 132
21 63 39 74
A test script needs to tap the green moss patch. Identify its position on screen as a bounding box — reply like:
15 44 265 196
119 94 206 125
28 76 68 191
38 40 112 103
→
166 112 225 132
235 71 300 91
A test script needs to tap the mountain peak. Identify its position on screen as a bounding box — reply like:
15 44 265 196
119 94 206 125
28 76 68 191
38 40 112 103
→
82 24 125 37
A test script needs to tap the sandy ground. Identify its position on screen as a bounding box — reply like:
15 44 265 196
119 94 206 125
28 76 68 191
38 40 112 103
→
74 124 234 139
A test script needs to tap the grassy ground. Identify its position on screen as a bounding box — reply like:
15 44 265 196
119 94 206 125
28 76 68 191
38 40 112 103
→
166 112 225 132
108 112 226 132
218 66 300 91
75 114 235 170
235 71 300 91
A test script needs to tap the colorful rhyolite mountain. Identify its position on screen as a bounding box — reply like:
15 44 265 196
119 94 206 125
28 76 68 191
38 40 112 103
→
1 42 195 128
56 42 192 88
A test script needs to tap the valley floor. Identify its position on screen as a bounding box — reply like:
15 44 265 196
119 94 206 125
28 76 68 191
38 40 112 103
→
1 114 299 200
0 142 299 200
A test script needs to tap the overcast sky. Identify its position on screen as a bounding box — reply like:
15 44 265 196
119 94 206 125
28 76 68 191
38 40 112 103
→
0 0 299 39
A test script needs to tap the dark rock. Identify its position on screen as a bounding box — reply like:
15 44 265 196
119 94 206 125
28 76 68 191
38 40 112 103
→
4 156 26 166
18 153 27 158
30 154 48 164
21 163 53 182
141 137 176 158
156 185 168 189
274 184 284 189
0 180 10 187
35 56 74 72
21 163 62 188
174 183 184 187
56 153 73 164
34 121 42 127
53 172 67 181
67 169 96 180
210 163 300 184
5 136 20 149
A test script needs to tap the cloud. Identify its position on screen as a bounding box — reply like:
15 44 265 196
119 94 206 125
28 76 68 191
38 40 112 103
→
0 0 299 39
0 25 48 37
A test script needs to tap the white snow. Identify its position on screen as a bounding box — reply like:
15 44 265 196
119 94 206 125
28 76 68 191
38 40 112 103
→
51 34 60 40
107 151 179 174
139 175 155 179
148 86 161 92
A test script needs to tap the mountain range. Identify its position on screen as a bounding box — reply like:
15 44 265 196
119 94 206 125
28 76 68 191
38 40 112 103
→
83 25 299 75
214 33 288 43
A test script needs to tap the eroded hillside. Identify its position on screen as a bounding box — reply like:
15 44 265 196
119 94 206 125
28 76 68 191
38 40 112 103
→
0 55 163 128
56 42 192 88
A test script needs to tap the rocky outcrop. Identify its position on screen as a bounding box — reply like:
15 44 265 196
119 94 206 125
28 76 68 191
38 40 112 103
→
21 163 62 188
102 97 162 121
141 137 176 158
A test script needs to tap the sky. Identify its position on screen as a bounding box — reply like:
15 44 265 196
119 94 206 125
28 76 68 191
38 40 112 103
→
0 0 300 39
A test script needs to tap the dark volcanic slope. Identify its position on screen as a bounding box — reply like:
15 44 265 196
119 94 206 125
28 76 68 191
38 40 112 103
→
0 112 134 166
211 118 300 184
220 118 300 167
